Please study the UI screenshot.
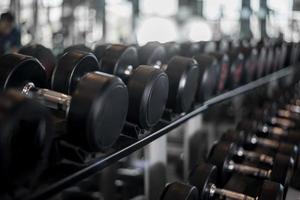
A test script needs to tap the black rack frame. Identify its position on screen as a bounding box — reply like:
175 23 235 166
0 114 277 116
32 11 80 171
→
25 66 295 200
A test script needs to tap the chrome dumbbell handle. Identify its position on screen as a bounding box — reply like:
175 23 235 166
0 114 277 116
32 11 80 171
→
238 148 274 166
256 137 279 149
227 161 271 179
209 184 256 200
21 82 71 115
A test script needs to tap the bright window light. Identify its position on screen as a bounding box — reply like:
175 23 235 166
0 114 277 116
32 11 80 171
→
137 17 177 45
183 18 212 42
140 0 178 17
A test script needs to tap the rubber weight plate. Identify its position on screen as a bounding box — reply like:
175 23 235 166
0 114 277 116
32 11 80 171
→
99 44 139 82
165 56 199 113
63 44 93 54
19 44 56 80
162 42 180 62
180 42 203 57
127 66 168 128
51 50 100 94
228 49 245 88
94 44 113 65
138 42 166 66
0 53 47 90
193 54 219 102
209 52 230 93
258 180 284 200
188 163 217 200
207 142 235 186
68 72 128 151
0 91 53 188
160 182 198 200
270 153 294 187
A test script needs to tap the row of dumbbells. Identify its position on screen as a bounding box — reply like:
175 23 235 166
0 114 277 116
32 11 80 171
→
160 81 300 200
0 38 298 195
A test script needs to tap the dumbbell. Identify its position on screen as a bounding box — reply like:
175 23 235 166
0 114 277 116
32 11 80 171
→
207 142 294 188
255 42 267 78
189 163 284 200
160 182 198 200
221 129 299 163
0 90 53 189
208 52 230 94
162 42 180 62
0 53 129 151
238 45 258 83
135 42 200 113
193 54 219 102
227 49 245 88
19 44 56 80
93 44 169 128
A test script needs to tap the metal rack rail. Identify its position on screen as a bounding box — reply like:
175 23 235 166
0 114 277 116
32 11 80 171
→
25 66 295 200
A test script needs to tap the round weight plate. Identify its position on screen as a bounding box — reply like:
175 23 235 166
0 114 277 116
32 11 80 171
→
138 42 166 66
228 50 245 88
0 91 53 187
277 143 298 165
188 163 217 200
100 44 138 82
265 47 274 74
19 44 56 80
194 54 219 102
51 51 100 95
0 53 47 90
258 180 284 200
127 65 168 129
162 42 180 62
94 44 112 64
207 142 235 186
160 182 198 200
270 153 294 187
165 56 199 113
256 47 267 78
209 52 230 93
67 72 128 151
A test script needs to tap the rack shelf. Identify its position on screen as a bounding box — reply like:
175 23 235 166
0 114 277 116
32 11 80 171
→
25 66 295 200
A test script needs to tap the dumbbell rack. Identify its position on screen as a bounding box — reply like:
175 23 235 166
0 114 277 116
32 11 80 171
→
23 66 295 200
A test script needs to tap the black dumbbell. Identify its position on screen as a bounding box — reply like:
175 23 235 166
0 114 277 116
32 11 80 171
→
255 43 267 78
189 163 284 200
127 42 199 114
0 90 53 189
0 53 128 151
238 45 258 83
193 54 219 102
160 182 198 200
93 44 169 128
138 42 201 113
19 44 56 80
208 142 294 188
227 49 245 88
221 129 299 163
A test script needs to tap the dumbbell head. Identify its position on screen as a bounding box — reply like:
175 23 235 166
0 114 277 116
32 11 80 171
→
221 129 246 145
67 71 129 150
207 142 235 185
188 163 217 200
227 49 245 88
51 51 100 94
160 182 198 200
165 56 199 113
180 42 203 57
95 44 169 128
97 44 138 81
19 44 56 80
269 153 294 187
138 41 166 66
0 53 47 90
126 65 168 128
193 54 219 102
0 90 53 188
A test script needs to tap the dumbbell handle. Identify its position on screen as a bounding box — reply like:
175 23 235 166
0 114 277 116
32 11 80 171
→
256 137 279 149
239 149 274 166
210 184 256 200
228 161 271 179
22 82 71 114
269 117 295 129
257 124 288 138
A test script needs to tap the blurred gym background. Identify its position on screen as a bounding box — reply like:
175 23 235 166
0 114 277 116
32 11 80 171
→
1 0 300 55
